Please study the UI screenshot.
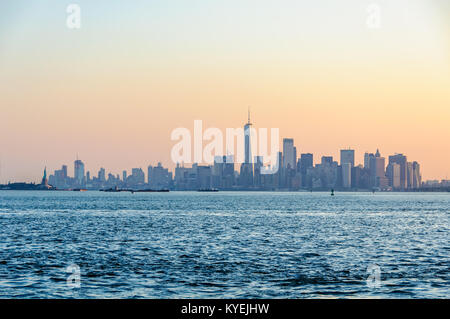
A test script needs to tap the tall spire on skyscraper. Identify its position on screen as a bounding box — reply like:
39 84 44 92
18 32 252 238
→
247 106 252 126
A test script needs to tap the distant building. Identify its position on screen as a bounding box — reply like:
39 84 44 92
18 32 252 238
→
197 165 212 189
388 154 407 189
352 165 370 189
341 163 351 188
364 152 374 170
340 149 355 167
299 153 313 188
244 109 252 165
321 156 333 166
407 162 414 189
311 157 338 189
223 155 235 189
74 159 85 186
127 168 145 187
412 162 421 189
368 150 386 189
98 168 106 183
50 165 70 189
175 163 198 190
148 163 170 189
253 156 263 188
240 110 254 187
387 162 401 189
283 138 295 170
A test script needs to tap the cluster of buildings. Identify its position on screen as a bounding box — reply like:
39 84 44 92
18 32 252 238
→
48 161 172 190
46 147 424 192
173 148 423 191
44 115 429 192
172 115 424 191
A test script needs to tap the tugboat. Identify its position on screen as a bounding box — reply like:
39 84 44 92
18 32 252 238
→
331 189 335 196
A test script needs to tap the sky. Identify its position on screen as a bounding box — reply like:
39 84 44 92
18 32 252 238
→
0 0 449 182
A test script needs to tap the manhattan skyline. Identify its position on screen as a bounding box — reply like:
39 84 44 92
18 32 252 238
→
0 115 449 184
0 111 439 192
1 1 449 182
0 109 435 190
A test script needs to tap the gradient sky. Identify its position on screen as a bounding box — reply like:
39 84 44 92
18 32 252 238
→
0 0 449 182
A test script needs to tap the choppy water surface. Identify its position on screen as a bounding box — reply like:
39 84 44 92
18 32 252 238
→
0 191 448 298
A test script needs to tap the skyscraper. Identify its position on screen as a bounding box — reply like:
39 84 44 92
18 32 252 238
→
389 163 401 188
129 168 145 186
282 138 295 169
98 167 106 183
364 152 374 170
62 165 68 179
342 163 351 188
74 159 85 186
197 165 212 189
244 108 252 164
340 149 355 167
340 149 355 189
147 166 152 184
253 155 263 188
388 154 407 189
299 153 313 188
223 155 235 189
240 108 253 187
369 150 386 188
407 162 414 189
149 163 170 189
412 162 421 189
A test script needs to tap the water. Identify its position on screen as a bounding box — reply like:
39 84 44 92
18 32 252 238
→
0 191 448 298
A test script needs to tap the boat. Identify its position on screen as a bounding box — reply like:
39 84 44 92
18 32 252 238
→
197 188 219 192
102 187 121 192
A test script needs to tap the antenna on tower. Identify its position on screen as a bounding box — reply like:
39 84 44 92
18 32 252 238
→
247 106 252 125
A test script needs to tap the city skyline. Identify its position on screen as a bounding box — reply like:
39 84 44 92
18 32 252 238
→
3 114 444 192
0 108 448 184
7 142 437 191
0 129 448 185
1 115 448 185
